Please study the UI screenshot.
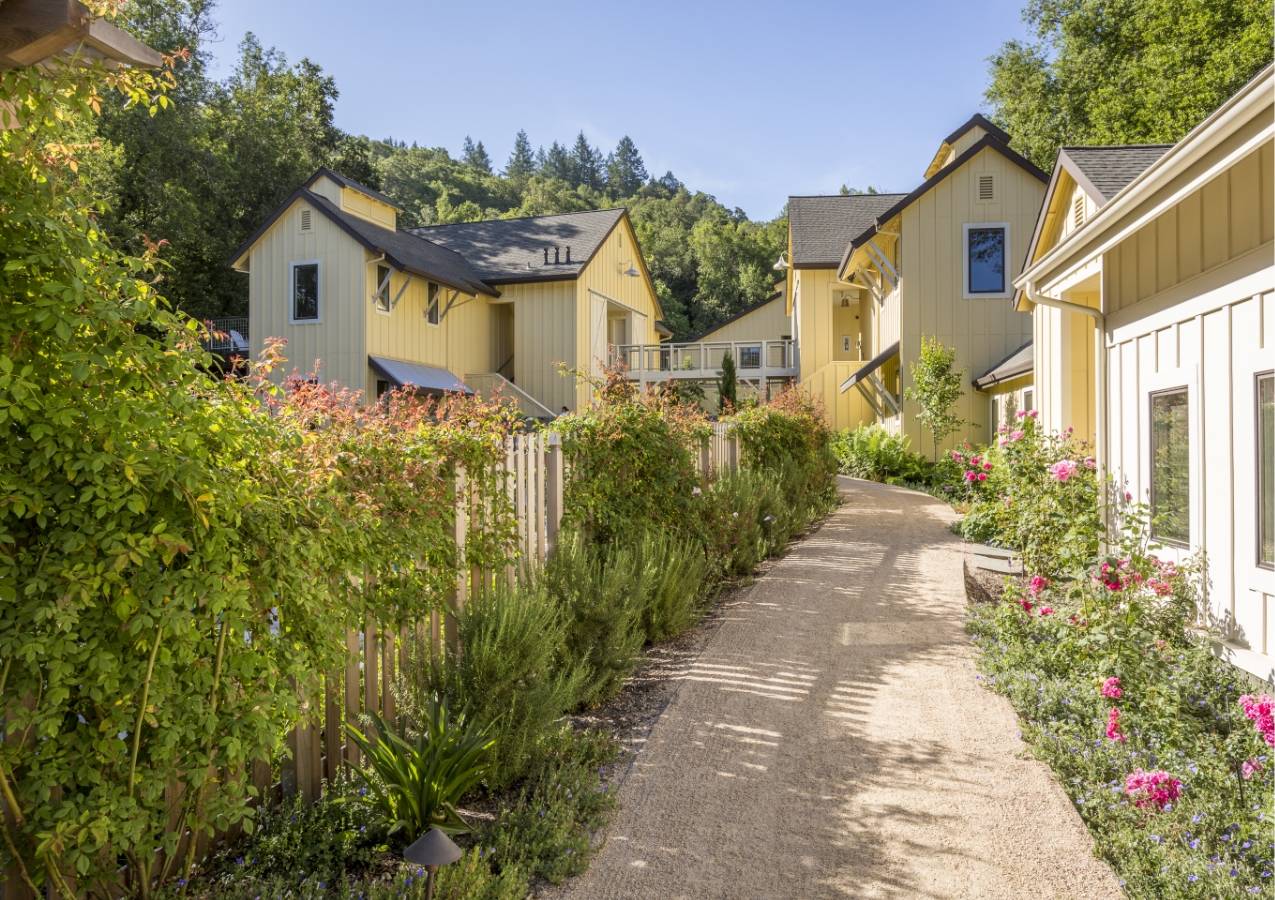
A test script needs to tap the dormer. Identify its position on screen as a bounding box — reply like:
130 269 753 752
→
922 113 1014 179
305 167 401 231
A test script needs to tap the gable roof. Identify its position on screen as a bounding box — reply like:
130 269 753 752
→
307 166 403 210
684 288 786 343
1059 145 1174 202
413 208 627 283
839 134 1049 276
943 113 1012 150
788 194 908 268
229 187 497 297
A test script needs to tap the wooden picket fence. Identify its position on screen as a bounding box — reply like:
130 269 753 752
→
1 426 741 898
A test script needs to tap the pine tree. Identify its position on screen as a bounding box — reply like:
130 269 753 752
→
606 135 648 197
506 129 535 179
543 141 573 182
570 131 603 190
461 135 492 173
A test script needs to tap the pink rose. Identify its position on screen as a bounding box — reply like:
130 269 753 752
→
1015 409 1027 419
982 461 993 471
1028 575 1049 596
976 472 987 482
1083 457 1096 469
1038 606 1054 616
1049 459 1078 482
1009 429 1024 441
1027 410 1039 419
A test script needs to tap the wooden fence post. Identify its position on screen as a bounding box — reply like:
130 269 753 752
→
447 468 468 653
545 432 563 554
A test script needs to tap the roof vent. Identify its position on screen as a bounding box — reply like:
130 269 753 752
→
543 247 549 265
553 247 560 264
565 246 571 263
299 208 312 231
1072 194 1085 229
978 175 994 201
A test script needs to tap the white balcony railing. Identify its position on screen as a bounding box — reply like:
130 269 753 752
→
204 317 249 354
612 339 797 381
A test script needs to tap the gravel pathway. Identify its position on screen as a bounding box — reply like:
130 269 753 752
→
554 477 1122 899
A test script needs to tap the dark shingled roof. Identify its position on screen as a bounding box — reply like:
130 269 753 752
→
413 208 627 283
1060 145 1173 202
299 190 496 297
788 194 907 267
973 340 1033 389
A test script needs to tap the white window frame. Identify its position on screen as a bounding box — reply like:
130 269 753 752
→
289 259 321 324
374 263 392 314
426 282 441 326
1022 386 1035 412
1236 339 1275 594
962 222 1011 300
1138 364 1199 561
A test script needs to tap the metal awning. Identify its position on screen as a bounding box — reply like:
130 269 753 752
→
368 356 472 394
839 341 899 392
973 340 1032 390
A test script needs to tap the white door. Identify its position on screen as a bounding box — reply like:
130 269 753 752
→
590 293 608 378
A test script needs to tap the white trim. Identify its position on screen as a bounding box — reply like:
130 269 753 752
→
373 262 392 315
1137 364 1199 562
1237 349 1275 595
425 282 441 327
288 259 321 325
962 222 1012 299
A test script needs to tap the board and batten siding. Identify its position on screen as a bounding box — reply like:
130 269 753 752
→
501 280 577 414
574 216 663 409
246 196 367 394
363 268 496 400
695 294 791 344
898 146 1043 450
1032 301 1098 442
1102 132 1275 680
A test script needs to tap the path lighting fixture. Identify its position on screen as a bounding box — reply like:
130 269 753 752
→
404 827 463 900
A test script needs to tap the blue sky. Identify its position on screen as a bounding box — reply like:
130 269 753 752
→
206 0 1032 220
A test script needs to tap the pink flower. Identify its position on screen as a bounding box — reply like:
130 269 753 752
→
1049 459 1078 482
964 470 977 483
1242 758 1263 780
970 455 981 466
1027 410 1039 419
1038 606 1054 616
1009 429 1025 442
1083 457 1096 469
1124 769 1182 810
982 461 993 471
1106 707 1126 743
1123 490 1133 502
1028 575 1049 596
1015 409 1028 419
976 472 987 482
1240 694 1275 748
1019 598 1033 613
1101 677 1123 700
951 450 964 462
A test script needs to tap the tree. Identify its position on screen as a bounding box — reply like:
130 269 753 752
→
462 135 492 173
606 135 648 196
570 131 604 190
986 0 1273 169
718 351 738 414
506 129 536 180
839 184 880 195
904 336 968 459
542 140 573 182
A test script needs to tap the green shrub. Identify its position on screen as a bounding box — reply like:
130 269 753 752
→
636 529 711 641
346 698 494 838
424 578 582 788
482 726 619 885
546 531 649 707
953 414 1099 575
831 424 934 484
729 388 838 515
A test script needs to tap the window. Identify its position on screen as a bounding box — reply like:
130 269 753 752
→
1150 388 1190 546
1258 371 1274 569
426 282 441 325
739 345 761 368
374 263 391 312
963 223 1009 298
376 378 392 400
290 261 319 322
1022 387 1035 412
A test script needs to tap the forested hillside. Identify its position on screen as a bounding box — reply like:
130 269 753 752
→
99 1 785 339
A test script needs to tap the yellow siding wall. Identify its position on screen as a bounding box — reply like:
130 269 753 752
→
341 187 396 229
794 268 850 380
1032 303 1096 442
246 197 367 393
575 217 663 408
898 146 1043 449
363 268 496 399
1106 137 1274 312
798 362 877 431
696 295 791 344
501 280 578 414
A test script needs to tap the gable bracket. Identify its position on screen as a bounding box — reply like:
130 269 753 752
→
866 240 899 291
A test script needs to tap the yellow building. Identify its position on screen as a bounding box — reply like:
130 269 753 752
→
230 169 666 415
820 114 1048 451
1014 65 1274 679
